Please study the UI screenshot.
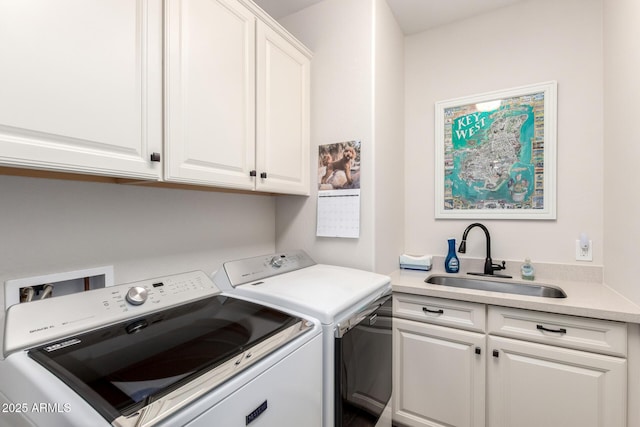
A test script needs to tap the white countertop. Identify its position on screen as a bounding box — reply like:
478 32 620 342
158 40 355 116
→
391 267 640 324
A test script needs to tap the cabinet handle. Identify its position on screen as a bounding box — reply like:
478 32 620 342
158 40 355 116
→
422 307 444 315
150 152 161 162
475 347 481 355
493 349 499 358
249 170 257 177
536 324 567 334
260 172 267 179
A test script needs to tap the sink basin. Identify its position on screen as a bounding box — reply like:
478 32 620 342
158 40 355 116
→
425 275 567 298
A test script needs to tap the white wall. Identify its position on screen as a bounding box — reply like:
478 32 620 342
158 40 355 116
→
275 0 375 272
404 0 604 266
0 175 276 310
603 0 640 303
276 0 404 274
373 0 405 275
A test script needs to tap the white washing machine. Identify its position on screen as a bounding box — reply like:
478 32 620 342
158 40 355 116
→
213 250 393 427
0 271 322 427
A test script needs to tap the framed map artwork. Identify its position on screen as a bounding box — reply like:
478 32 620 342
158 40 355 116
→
435 81 557 219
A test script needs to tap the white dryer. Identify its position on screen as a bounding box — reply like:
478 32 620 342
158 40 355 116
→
214 250 393 427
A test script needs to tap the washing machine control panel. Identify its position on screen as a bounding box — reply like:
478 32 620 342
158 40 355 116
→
4 271 220 354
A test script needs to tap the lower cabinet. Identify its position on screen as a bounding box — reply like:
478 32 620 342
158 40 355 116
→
393 318 485 427
392 293 628 427
488 335 626 427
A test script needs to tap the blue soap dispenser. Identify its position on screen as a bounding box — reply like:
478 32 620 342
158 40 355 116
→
445 238 460 273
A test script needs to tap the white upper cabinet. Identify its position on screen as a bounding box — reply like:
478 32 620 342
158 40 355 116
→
164 0 256 190
0 0 311 194
0 0 163 179
165 0 311 195
255 21 310 195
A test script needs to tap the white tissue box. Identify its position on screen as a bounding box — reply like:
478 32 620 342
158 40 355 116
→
399 254 432 271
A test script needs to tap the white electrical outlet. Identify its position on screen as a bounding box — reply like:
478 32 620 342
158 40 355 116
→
575 239 593 261
4 265 114 309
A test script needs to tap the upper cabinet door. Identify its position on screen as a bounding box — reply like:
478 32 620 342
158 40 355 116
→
165 0 256 189
255 21 310 195
0 0 162 179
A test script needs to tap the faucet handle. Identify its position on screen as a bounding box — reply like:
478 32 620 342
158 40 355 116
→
492 261 507 271
489 260 512 278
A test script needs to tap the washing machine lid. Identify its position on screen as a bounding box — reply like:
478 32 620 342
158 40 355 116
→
27 294 311 425
218 264 391 324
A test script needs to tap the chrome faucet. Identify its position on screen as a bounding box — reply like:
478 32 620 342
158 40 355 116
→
458 223 511 278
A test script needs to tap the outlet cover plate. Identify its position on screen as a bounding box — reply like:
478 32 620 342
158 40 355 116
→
575 239 593 261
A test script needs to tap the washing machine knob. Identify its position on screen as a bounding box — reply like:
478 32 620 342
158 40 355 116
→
126 286 148 306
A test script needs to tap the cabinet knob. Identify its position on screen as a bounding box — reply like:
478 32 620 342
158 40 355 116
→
475 347 482 355
493 349 500 358
249 170 257 177
260 172 267 179
150 152 161 162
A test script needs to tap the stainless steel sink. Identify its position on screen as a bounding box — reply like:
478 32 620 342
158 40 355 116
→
425 275 567 298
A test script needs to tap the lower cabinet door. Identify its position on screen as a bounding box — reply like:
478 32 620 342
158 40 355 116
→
487 335 627 427
393 318 485 427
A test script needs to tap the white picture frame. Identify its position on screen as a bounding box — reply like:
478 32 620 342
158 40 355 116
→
434 81 557 220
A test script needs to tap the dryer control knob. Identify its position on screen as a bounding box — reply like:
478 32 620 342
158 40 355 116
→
126 286 148 306
270 255 285 269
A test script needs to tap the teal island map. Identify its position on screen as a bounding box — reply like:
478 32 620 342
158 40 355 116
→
443 92 545 211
